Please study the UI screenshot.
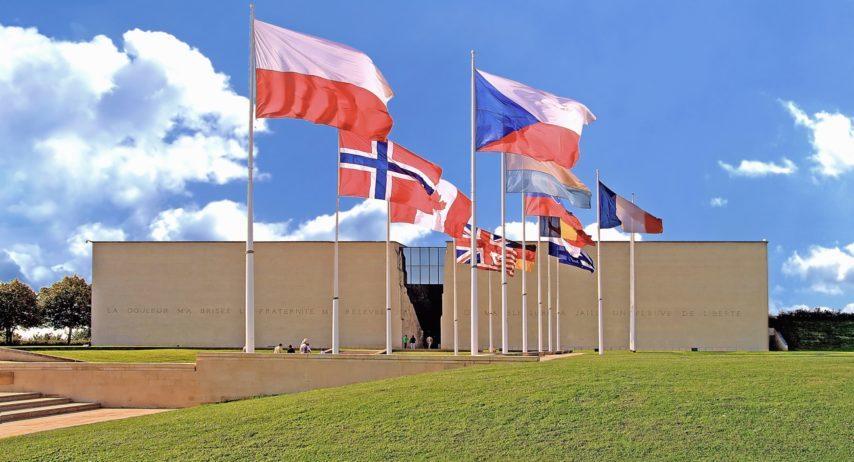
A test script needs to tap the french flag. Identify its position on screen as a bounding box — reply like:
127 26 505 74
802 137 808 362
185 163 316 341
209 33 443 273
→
390 179 472 239
254 20 394 140
475 70 595 169
599 182 663 234
338 131 442 214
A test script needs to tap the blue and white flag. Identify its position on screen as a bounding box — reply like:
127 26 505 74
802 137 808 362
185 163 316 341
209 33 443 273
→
547 238 595 273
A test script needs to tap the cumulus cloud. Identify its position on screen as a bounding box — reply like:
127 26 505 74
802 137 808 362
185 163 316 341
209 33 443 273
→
784 101 854 177
149 199 431 246
718 158 797 177
0 23 259 285
583 223 643 242
493 221 538 241
709 197 728 207
782 243 854 295
772 303 854 315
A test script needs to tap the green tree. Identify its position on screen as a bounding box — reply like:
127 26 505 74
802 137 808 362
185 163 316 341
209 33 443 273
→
0 279 41 344
39 275 91 345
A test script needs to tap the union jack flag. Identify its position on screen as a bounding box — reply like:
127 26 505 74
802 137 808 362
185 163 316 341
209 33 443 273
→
338 130 442 213
487 233 519 277
454 225 494 269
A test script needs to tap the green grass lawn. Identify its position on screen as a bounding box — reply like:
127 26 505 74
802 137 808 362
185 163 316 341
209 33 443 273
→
2 351 852 461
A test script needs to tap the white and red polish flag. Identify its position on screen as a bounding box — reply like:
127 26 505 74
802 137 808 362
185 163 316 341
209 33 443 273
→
253 20 394 140
390 179 472 239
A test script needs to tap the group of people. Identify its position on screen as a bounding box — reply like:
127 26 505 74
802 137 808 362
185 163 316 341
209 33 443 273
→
402 334 434 350
273 338 312 354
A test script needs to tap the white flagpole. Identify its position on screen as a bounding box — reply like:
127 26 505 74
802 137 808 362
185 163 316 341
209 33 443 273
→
556 257 561 351
537 216 543 353
521 195 528 354
500 151 508 354
385 201 392 354
332 137 341 354
452 241 458 355
488 270 494 353
629 193 637 352
596 169 604 356
469 50 479 356
244 3 256 354
547 246 552 352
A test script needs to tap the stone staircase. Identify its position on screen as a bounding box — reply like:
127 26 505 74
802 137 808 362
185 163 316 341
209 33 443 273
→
0 392 99 423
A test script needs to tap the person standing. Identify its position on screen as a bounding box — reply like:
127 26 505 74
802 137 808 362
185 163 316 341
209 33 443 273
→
273 343 283 354
402 334 408 351
409 334 417 350
426 336 434 349
299 338 311 354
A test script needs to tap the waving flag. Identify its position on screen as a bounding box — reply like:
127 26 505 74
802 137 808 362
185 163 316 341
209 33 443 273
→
548 238 595 273
455 227 496 270
540 216 595 249
507 240 536 272
391 179 471 239
506 154 591 209
487 234 519 277
254 20 394 140
339 131 441 213
475 70 595 169
598 182 663 234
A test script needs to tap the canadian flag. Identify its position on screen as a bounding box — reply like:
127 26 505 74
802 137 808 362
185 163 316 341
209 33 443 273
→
390 179 471 239
253 19 394 140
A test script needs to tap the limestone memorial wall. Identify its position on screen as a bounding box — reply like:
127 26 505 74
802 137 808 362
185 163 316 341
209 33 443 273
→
441 241 769 351
92 241 417 348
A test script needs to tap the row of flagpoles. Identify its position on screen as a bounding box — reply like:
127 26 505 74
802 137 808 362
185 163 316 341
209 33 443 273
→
244 6 663 355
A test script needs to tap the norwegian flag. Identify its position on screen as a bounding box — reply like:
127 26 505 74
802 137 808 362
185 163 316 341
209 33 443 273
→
338 131 442 213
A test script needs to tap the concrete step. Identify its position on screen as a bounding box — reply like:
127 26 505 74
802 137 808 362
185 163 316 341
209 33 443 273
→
0 401 100 423
0 396 71 412
0 391 42 403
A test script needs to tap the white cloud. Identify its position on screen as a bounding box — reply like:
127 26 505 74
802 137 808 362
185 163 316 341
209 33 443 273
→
843 303 854 314
493 221 538 241
0 23 261 286
709 197 728 208
149 199 432 246
784 101 854 177
583 223 643 242
67 223 127 258
0 24 260 216
782 243 854 295
718 158 797 177
773 303 853 315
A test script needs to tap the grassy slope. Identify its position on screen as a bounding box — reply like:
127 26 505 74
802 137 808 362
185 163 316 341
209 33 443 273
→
2 352 852 461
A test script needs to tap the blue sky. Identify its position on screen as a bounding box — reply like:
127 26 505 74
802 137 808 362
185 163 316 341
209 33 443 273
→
0 1 852 313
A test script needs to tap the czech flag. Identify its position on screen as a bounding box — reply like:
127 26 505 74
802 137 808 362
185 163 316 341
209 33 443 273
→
598 182 663 234
475 70 595 169
254 20 394 140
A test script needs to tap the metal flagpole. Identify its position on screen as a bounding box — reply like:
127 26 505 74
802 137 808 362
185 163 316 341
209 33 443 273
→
488 270 494 353
556 257 561 351
521 195 528 354
547 245 552 352
500 151 508 354
453 241 458 355
385 201 392 354
629 193 636 352
596 169 604 356
244 3 256 353
537 216 543 353
469 50 479 356
332 136 341 354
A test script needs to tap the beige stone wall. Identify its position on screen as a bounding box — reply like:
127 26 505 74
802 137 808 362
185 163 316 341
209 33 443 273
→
442 241 768 351
0 354 536 408
92 242 416 349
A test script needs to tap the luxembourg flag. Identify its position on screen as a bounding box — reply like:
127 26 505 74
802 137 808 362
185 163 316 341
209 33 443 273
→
339 131 442 213
390 179 472 239
253 19 394 140
599 182 663 234
475 70 595 169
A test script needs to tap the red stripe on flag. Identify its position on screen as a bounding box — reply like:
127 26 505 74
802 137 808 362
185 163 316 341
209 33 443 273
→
478 122 581 169
256 70 393 140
